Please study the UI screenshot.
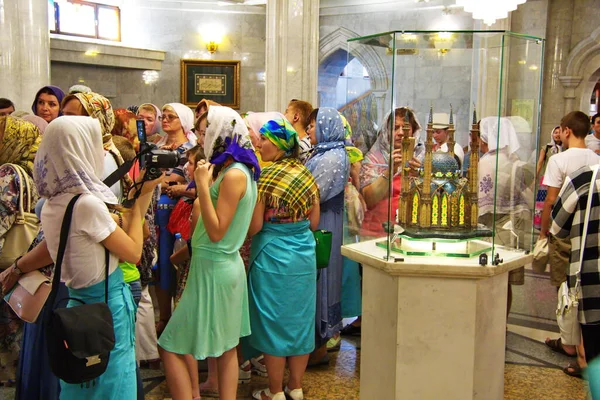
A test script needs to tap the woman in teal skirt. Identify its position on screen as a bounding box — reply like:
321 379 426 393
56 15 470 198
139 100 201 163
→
158 106 260 400
0 116 159 399
246 119 320 400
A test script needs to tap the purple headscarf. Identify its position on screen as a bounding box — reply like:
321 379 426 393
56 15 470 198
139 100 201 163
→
31 85 66 116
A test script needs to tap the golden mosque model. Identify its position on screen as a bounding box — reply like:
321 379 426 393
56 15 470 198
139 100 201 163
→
395 106 493 242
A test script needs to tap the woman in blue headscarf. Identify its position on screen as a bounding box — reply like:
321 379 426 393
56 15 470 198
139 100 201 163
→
31 85 65 124
305 107 350 364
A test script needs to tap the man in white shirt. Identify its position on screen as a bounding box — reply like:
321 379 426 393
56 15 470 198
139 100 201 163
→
585 113 600 154
541 111 599 362
432 113 464 168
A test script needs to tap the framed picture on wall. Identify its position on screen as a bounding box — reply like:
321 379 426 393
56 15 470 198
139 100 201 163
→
180 59 241 109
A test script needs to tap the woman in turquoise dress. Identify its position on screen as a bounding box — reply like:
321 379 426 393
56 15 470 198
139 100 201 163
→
158 106 260 400
246 119 320 400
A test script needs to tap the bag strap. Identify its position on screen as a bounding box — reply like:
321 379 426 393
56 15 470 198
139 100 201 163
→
104 247 109 304
6 164 32 218
47 194 82 307
575 164 599 293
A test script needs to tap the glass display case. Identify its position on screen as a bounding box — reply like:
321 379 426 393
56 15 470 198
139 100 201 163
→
343 30 544 265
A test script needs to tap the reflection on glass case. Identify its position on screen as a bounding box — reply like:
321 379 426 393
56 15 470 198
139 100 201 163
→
343 30 544 263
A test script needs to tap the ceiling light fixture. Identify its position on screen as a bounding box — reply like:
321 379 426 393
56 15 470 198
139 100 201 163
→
455 0 527 26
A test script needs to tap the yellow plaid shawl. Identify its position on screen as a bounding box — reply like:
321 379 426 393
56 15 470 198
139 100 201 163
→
257 157 319 221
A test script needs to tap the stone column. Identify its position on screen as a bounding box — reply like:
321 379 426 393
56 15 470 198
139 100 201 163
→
540 0 574 138
0 0 50 111
265 0 320 112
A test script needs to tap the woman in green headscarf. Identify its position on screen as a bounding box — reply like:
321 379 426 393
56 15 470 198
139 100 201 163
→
246 119 320 400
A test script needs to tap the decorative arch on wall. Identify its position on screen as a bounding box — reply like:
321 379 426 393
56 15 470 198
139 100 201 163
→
319 26 388 93
560 26 600 112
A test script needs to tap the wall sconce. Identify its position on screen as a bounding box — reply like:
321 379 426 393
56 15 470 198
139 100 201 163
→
433 32 453 55
206 42 219 54
200 23 225 54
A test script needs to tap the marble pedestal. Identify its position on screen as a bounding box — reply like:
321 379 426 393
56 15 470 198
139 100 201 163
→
341 240 532 400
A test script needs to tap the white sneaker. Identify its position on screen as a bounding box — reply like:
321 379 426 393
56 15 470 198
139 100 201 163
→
251 355 268 377
284 386 304 400
239 360 251 384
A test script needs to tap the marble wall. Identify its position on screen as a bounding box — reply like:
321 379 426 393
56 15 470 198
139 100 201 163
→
320 5 478 147
50 1 266 113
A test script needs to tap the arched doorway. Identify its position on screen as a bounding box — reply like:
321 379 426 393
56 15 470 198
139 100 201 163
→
319 27 389 152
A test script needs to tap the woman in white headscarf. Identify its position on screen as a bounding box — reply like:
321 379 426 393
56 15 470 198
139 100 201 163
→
154 103 197 336
478 116 532 301
358 107 423 237
478 116 529 217
158 106 260 400
3 116 160 399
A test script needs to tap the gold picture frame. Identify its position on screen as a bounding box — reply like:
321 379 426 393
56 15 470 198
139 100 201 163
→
180 59 241 109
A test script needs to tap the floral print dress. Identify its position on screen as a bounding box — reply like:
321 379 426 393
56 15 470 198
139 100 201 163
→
0 164 39 383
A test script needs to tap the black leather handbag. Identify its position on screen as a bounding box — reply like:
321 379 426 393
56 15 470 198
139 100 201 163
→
45 194 116 384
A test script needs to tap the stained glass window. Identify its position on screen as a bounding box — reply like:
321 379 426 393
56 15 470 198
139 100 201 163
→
459 194 465 225
412 192 419 224
441 194 448 226
432 194 439 225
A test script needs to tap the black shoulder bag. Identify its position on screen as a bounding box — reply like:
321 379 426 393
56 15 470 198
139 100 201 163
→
45 194 116 384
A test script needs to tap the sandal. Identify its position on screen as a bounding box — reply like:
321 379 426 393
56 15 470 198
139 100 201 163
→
252 388 285 400
326 336 342 352
284 386 304 400
199 381 219 398
545 338 577 357
563 362 584 378
340 323 361 336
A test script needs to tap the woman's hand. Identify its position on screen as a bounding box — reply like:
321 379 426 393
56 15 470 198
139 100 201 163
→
194 160 214 188
408 157 421 176
0 265 20 295
391 149 403 174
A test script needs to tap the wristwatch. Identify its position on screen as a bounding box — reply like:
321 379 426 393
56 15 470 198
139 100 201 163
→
13 258 24 276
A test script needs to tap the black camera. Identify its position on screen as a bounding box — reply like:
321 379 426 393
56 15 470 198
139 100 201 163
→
136 120 180 180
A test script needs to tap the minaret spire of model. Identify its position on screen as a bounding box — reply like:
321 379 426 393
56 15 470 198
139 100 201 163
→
447 104 456 161
468 104 480 228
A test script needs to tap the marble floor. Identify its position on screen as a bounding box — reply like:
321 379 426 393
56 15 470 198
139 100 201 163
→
0 267 590 399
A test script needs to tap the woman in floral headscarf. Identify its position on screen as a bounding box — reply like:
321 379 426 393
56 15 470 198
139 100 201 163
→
0 116 41 387
246 119 319 400
112 108 140 151
159 106 259 400
304 107 350 364
61 91 132 200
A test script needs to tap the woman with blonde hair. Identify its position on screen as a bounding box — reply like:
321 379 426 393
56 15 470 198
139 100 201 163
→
137 103 163 143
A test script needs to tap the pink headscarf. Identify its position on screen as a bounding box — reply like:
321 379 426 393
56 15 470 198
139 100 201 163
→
244 112 285 143
22 115 49 134
138 103 162 135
